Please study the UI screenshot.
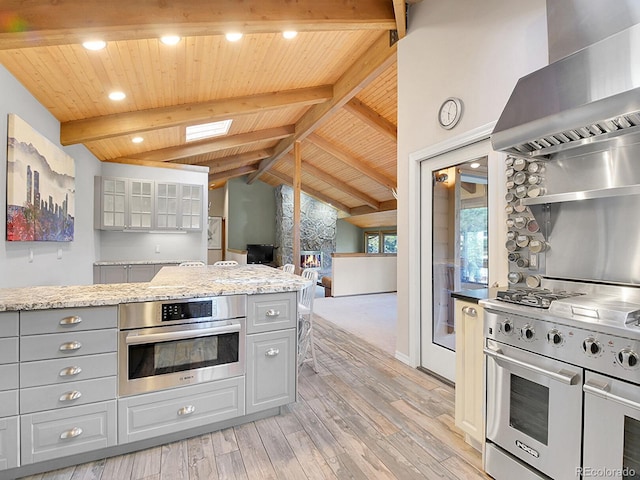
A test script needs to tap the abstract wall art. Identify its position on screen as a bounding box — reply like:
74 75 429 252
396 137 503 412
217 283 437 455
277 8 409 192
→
6 114 75 241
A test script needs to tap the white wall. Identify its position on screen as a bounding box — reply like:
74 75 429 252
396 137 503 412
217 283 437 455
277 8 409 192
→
0 65 209 288
331 255 397 297
396 0 548 363
0 65 101 288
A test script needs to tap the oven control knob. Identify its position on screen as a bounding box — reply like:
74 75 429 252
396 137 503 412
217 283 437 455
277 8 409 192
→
521 324 535 341
583 337 602 356
547 329 563 345
617 349 639 368
501 320 514 335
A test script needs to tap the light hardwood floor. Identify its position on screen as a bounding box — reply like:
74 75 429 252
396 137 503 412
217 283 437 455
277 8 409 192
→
19 315 488 480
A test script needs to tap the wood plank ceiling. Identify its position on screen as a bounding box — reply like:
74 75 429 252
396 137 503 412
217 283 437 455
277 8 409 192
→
0 0 410 229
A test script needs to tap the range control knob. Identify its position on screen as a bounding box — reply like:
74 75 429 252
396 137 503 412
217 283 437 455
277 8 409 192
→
617 349 639 368
547 329 563 346
583 337 602 356
521 324 535 341
501 320 514 335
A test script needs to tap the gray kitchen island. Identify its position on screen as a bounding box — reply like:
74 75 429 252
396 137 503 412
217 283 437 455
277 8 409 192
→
0 265 308 480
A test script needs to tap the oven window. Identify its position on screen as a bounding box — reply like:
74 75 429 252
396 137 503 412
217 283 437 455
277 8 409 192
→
624 416 640 479
509 374 549 445
128 332 239 380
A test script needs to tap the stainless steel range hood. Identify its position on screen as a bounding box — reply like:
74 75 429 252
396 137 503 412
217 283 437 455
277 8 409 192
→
492 23 640 157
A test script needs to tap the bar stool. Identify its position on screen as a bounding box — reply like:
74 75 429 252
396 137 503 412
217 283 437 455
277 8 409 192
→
178 261 205 267
213 260 238 266
298 268 318 373
282 264 295 274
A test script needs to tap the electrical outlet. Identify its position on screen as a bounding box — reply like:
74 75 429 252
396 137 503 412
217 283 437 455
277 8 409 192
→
28 248 33 263
57 248 63 259
155 244 161 253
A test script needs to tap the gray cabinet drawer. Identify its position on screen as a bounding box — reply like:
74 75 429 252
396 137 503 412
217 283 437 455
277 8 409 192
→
0 338 18 365
0 364 18 391
118 376 244 444
21 377 117 414
0 416 19 470
20 352 117 388
247 292 297 334
21 400 116 465
20 306 117 335
20 329 117 361
0 390 19 418
246 329 296 414
0 312 18 337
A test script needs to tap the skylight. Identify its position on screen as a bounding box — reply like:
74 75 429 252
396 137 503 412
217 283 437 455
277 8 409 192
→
186 120 232 142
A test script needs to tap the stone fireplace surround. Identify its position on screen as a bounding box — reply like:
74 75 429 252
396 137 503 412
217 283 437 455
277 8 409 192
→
275 185 336 277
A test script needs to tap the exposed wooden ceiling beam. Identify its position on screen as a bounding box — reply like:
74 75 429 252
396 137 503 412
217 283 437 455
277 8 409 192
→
392 0 407 38
349 199 397 216
189 149 274 170
208 165 258 187
343 98 397 141
306 133 396 190
301 161 380 210
60 86 332 145
102 157 209 173
113 126 294 163
0 0 395 50
265 170 351 213
247 30 397 184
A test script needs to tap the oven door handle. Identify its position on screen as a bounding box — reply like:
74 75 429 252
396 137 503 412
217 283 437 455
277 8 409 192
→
584 381 640 411
483 346 580 385
125 323 241 345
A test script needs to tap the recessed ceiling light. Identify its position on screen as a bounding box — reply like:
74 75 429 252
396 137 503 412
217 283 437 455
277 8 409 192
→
160 35 181 45
108 91 126 101
470 162 481 169
225 32 243 42
186 119 233 142
282 31 298 40
82 40 106 51
131 136 144 144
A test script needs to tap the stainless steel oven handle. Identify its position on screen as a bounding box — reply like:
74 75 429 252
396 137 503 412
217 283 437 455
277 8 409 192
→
584 381 640 411
483 346 580 385
125 323 241 345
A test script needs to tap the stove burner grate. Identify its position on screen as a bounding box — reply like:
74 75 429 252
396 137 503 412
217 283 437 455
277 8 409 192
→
496 288 584 308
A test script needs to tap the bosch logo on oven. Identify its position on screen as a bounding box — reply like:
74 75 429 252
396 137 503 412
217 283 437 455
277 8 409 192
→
515 440 539 458
180 375 195 382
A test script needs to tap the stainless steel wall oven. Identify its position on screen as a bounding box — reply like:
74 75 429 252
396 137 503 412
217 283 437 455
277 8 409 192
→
118 295 246 396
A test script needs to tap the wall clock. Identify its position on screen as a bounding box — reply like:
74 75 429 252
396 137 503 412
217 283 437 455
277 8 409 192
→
438 97 463 129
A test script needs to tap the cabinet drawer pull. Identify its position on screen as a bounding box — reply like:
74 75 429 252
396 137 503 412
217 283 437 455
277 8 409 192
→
265 309 280 318
462 306 477 317
59 315 82 326
265 348 280 357
60 427 83 440
59 366 82 377
59 390 82 402
59 341 82 351
178 405 196 416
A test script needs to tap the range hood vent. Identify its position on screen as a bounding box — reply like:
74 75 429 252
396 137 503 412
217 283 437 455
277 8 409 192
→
492 23 640 157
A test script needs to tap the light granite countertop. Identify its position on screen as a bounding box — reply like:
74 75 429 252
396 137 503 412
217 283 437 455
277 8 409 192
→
93 260 187 266
0 265 308 312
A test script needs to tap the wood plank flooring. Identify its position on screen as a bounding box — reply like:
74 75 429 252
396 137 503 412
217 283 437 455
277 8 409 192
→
19 315 489 480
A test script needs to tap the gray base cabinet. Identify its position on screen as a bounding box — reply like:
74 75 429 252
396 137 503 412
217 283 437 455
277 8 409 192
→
117 377 245 444
20 401 117 465
0 417 19 470
246 329 296 414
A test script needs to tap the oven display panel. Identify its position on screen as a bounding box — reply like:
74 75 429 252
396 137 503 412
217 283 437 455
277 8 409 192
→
128 332 238 379
161 300 214 321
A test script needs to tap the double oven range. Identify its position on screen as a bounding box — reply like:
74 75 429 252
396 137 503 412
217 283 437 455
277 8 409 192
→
482 281 640 480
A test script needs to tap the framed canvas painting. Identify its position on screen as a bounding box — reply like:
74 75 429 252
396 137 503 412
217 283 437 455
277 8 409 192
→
6 114 75 241
208 216 222 249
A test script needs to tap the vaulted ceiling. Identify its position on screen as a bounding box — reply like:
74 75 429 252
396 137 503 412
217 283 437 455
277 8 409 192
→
0 1 413 228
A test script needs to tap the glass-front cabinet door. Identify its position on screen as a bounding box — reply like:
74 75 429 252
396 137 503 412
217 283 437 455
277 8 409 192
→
97 177 127 230
128 179 153 230
155 182 179 229
179 184 203 231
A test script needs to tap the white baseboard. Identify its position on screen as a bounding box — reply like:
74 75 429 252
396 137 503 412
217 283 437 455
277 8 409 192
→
394 350 414 366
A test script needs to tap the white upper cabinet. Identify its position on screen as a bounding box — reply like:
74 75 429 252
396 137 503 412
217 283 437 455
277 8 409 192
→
154 182 202 231
95 177 154 231
96 177 202 232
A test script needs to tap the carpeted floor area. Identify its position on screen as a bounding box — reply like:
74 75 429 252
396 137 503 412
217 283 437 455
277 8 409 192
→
312 292 397 355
